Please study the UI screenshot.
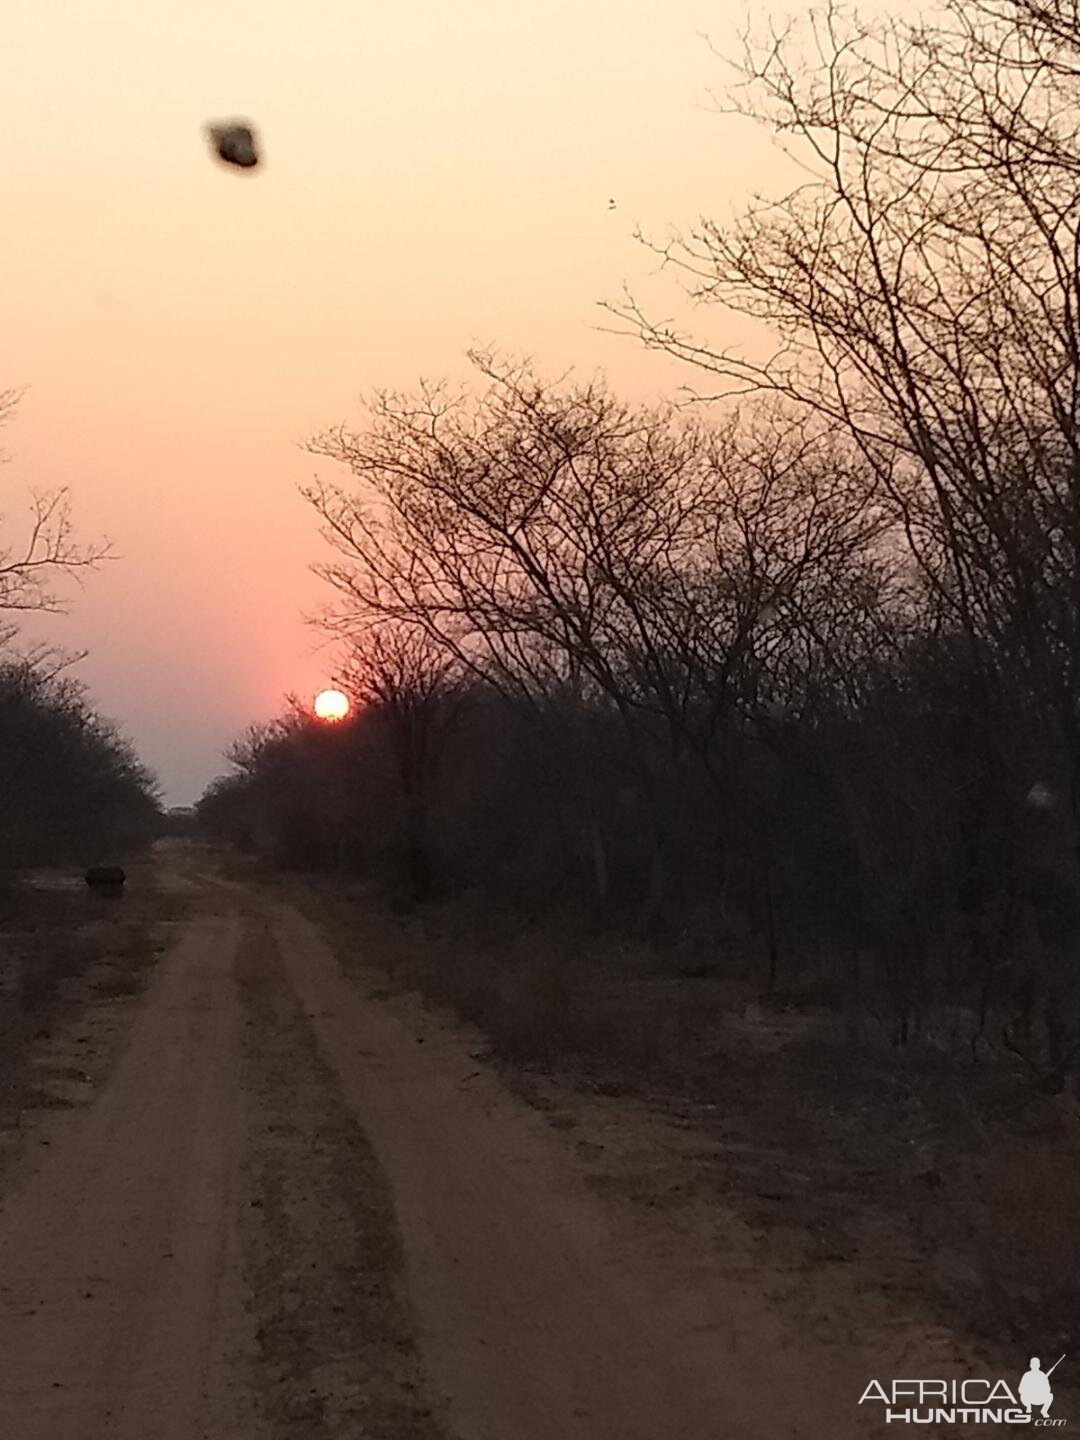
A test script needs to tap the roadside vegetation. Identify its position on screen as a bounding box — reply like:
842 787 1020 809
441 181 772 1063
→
0 655 162 876
0 388 161 880
0 389 164 1149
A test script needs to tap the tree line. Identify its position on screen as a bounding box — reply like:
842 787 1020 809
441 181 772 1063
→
0 390 161 876
200 0 1080 1092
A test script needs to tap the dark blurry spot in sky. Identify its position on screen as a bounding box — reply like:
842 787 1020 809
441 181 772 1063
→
206 120 260 170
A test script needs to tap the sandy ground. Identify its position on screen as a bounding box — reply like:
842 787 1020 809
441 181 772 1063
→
0 842 1059 1438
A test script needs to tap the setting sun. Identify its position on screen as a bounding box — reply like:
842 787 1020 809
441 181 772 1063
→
313 689 350 722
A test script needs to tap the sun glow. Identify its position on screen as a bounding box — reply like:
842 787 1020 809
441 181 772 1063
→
313 688 350 722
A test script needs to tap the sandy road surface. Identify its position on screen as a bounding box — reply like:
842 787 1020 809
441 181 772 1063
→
0 902 251 1439
0 848 992 1438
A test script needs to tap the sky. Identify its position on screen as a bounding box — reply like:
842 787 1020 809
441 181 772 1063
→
1 0 784 805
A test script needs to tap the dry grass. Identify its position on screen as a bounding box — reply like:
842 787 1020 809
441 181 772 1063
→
5 901 152 1016
0 859 174 1136
14 933 93 1012
363 900 701 1081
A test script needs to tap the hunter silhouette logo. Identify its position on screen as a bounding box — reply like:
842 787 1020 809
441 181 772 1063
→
1020 1357 1065 1420
859 1354 1067 1426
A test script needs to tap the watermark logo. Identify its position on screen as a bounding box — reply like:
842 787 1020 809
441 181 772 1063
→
859 1354 1066 1426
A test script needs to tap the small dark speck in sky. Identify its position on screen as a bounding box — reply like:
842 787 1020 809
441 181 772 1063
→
206 120 260 170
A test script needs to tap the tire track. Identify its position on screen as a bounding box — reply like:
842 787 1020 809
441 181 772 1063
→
235 916 446 1440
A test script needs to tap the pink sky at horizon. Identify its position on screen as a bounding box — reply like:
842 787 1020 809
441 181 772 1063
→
2 0 786 805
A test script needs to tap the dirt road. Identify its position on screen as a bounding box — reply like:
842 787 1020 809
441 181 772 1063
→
0 846 991 1438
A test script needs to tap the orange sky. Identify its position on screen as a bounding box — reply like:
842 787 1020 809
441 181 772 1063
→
1 0 781 804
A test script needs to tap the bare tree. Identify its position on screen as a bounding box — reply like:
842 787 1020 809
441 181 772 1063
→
611 0 1080 1071
0 392 110 633
1 489 110 617
302 354 719 910
302 355 893 914
612 1 1080 708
